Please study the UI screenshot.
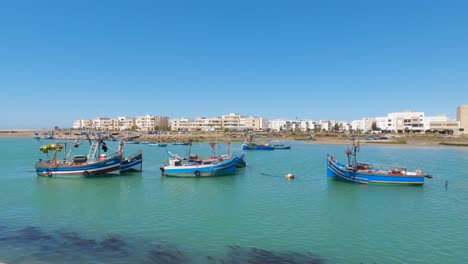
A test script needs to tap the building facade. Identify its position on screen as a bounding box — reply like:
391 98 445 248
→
457 105 468 133
73 115 168 131
170 114 267 132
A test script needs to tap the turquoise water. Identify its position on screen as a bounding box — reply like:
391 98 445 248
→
0 137 467 263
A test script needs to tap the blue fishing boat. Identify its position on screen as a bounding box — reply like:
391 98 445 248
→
160 152 244 177
272 144 291 150
241 134 274 150
241 142 274 150
120 150 143 172
148 143 168 147
35 134 121 178
327 139 432 185
166 141 246 168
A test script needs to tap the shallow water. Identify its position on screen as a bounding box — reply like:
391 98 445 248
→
0 138 467 263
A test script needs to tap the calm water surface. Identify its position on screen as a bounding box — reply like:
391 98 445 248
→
0 137 467 263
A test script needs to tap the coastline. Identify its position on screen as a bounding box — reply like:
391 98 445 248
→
1 129 467 147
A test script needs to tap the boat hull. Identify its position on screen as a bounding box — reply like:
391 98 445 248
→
326 154 425 185
35 154 122 178
121 151 143 172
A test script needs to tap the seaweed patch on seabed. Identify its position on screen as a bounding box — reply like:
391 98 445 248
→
0 226 325 263
218 245 324 264
146 244 188 263
0 226 133 262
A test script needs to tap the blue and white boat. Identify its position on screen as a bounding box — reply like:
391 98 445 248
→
160 152 244 177
241 134 274 150
172 142 190 145
272 144 291 150
166 141 246 168
327 139 432 185
148 143 168 147
241 142 274 150
35 135 121 178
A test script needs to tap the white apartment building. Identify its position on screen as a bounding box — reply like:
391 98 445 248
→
352 111 425 132
269 119 318 132
387 111 425 132
352 110 459 133
73 119 92 130
91 117 113 130
73 115 168 131
269 119 288 131
170 114 267 132
117 117 135 130
351 118 369 132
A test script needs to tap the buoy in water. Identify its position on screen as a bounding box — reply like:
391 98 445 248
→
286 173 295 179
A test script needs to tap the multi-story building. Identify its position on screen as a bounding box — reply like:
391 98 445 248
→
352 110 460 134
222 113 242 131
135 114 169 131
91 117 113 130
154 115 169 130
73 119 93 130
170 114 266 132
268 119 317 132
117 117 135 131
387 111 425 133
171 118 193 131
457 105 468 133
73 115 168 131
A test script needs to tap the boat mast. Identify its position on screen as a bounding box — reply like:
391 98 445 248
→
346 138 360 167
186 138 193 157
352 138 360 166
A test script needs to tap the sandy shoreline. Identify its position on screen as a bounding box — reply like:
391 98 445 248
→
2 129 468 147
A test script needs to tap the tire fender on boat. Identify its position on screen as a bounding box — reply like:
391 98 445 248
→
194 170 201 177
159 165 165 176
45 168 52 177
83 170 89 177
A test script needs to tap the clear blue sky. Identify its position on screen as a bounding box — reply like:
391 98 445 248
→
1 0 467 129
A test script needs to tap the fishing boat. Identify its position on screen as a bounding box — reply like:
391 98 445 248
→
327 139 432 185
167 141 246 168
241 134 274 150
272 144 291 150
160 140 245 177
148 143 168 147
160 152 244 177
35 133 121 178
